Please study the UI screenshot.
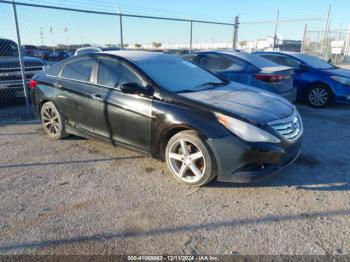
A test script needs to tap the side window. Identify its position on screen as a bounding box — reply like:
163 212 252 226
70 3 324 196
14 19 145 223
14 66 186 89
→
97 58 145 88
261 54 301 69
62 58 95 81
281 56 301 68
198 54 234 72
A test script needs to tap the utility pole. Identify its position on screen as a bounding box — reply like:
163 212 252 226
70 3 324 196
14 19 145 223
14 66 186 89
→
232 15 239 51
273 10 280 50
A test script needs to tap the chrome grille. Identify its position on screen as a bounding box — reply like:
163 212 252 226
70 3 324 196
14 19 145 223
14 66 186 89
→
268 113 303 142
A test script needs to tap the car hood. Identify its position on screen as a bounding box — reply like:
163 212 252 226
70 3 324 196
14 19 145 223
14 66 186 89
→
0 56 45 68
178 82 295 125
322 67 350 78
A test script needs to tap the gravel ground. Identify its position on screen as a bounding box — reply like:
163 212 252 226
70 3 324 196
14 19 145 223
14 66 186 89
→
0 103 349 255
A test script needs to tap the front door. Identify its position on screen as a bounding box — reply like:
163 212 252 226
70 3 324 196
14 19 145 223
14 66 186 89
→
91 56 152 152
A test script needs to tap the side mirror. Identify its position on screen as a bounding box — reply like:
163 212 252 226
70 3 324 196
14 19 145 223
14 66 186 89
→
297 64 309 72
119 82 153 96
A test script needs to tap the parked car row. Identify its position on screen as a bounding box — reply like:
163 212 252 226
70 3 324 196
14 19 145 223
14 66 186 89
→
22 45 74 62
182 50 350 108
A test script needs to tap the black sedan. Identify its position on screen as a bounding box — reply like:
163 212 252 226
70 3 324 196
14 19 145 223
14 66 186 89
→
29 51 303 186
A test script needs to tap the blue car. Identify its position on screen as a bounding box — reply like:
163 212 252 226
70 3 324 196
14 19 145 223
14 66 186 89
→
255 52 350 107
182 51 297 102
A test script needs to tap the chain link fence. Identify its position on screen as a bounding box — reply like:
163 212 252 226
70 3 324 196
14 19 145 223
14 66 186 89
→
0 0 238 113
303 29 350 64
0 0 346 118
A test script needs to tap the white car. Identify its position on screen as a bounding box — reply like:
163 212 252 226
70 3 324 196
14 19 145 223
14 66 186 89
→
74 47 101 56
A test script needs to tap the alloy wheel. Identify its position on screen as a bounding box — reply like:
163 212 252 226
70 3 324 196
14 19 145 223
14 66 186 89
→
309 87 329 107
42 105 61 135
167 138 206 183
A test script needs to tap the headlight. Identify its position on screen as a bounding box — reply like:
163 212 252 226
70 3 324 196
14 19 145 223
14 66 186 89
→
330 76 350 86
215 113 281 143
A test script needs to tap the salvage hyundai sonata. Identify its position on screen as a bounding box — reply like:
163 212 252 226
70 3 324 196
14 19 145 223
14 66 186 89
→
30 51 303 186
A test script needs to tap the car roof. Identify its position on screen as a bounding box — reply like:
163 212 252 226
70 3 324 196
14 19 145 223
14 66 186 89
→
103 50 181 64
255 51 300 57
192 50 281 69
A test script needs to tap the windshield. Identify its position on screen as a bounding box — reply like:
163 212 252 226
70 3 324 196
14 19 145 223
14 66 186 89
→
295 54 334 69
139 58 225 92
0 39 18 57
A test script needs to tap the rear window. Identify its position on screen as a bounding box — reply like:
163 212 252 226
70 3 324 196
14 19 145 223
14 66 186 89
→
229 52 278 69
0 39 18 57
182 54 197 63
46 64 63 76
259 54 301 68
62 58 95 82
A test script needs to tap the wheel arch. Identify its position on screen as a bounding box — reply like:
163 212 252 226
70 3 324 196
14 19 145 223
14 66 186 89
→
305 81 334 100
158 124 208 162
38 99 51 119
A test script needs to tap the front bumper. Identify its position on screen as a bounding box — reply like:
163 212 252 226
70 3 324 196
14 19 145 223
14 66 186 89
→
331 81 350 104
207 134 303 183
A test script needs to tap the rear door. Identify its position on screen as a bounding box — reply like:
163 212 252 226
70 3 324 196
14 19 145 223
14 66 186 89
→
53 56 98 134
92 56 152 151
258 53 307 89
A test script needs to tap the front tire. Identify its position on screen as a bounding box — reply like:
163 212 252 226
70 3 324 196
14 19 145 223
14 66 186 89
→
307 85 332 108
40 101 67 140
165 130 216 186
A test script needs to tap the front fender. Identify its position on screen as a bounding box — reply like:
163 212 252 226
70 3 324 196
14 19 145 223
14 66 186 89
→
150 99 230 158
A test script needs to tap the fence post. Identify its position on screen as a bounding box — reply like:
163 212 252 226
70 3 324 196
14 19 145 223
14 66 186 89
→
301 24 308 53
273 10 280 51
232 15 239 51
189 20 193 52
12 0 30 114
321 5 331 59
119 10 124 50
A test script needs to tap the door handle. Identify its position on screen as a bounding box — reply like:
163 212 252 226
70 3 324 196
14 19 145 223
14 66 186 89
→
91 94 103 101
53 82 63 89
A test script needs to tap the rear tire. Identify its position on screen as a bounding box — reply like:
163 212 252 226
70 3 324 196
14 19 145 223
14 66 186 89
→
307 85 332 108
40 101 67 140
165 130 216 186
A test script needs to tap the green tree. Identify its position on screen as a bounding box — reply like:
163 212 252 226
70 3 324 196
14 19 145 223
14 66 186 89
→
152 42 162 49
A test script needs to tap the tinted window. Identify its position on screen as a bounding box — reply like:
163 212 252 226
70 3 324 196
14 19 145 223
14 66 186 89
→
97 58 145 87
260 54 301 68
46 64 63 76
0 39 18 57
293 54 334 69
182 54 197 63
138 57 224 93
198 54 234 72
221 55 250 71
62 58 95 81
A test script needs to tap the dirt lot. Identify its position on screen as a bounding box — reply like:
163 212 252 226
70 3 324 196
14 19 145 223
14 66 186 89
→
0 103 350 255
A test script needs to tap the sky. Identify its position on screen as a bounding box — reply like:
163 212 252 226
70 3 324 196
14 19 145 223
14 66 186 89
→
1 0 350 47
